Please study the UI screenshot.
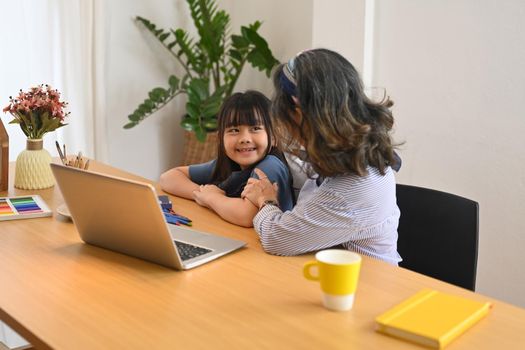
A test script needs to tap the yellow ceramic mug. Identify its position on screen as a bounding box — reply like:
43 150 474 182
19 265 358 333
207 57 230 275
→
303 250 362 311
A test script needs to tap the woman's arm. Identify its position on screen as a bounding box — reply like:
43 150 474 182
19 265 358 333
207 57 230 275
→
250 171 401 266
159 166 200 199
242 170 370 255
193 185 259 227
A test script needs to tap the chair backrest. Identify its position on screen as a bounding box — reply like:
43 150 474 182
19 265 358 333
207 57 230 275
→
396 184 479 290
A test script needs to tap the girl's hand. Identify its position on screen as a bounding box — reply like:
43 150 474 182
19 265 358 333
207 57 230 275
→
241 169 279 209
192 185 225 208
199 184 225 195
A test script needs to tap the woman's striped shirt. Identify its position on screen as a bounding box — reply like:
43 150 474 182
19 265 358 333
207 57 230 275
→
253 166 401 265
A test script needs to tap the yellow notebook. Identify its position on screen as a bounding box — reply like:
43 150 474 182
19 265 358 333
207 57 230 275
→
376 289 492 349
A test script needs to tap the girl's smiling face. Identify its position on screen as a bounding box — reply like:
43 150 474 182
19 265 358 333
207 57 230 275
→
223 124 269 169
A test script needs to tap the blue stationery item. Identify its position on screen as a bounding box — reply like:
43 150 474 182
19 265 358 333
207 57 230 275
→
158 195 172 210
163 212 192 226
165 212 191 224
165 214 182 225
158 195 192 226
167 212 191 222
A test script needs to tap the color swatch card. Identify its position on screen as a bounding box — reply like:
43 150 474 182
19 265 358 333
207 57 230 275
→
0 195 52 221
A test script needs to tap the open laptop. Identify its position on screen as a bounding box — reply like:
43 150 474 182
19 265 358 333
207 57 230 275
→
51 163 246 270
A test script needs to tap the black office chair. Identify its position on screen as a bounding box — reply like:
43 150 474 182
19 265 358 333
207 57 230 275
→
396 184 479 291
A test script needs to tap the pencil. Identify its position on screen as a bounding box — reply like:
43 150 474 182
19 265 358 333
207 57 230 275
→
74 152 81 168
55 141 65 164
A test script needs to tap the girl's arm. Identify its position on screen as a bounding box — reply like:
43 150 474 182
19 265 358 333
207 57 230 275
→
193 186 258 227
159 166 200 199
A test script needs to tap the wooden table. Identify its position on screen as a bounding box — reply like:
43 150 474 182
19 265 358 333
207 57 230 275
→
1 161 524 349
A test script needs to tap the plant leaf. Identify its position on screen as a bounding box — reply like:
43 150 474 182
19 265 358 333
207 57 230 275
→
187 79 209 101
135 16 175 57
180 115 200 131
172 28 204 75
188 0 229 63
186 102 200 119
148 87 167 102
228 48 243 62
128 112 141 122
168 75 180 91
203 119 218 130
241 24 279 76
124 84 183 128
159 32 170 42
194 125 207 142
249 20 262 32
231 34 249 49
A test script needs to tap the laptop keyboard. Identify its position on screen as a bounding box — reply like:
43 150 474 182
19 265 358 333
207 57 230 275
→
174 240 212 261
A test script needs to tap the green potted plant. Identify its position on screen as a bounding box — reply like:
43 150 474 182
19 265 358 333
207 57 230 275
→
124 0 279 147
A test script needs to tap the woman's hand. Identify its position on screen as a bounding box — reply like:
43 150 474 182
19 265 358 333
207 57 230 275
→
192 185 225 208
241 169 279 209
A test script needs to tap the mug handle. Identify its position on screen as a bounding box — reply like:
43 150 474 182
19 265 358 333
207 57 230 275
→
303 260 320 281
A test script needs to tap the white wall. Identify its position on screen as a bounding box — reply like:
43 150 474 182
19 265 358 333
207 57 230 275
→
103 0 187 181
222 0 313 96
312 0 366 74
372 0 525 307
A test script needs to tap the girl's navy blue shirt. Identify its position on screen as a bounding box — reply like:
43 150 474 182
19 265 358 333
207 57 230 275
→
189 154 294 211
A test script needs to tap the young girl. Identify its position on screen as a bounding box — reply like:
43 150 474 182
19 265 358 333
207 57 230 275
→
160 90 294 227
241 49 402 265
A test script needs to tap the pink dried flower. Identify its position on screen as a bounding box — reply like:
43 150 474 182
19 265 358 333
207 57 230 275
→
2 84 69 139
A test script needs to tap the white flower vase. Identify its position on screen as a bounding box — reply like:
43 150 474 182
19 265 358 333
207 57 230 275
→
14 139 54 190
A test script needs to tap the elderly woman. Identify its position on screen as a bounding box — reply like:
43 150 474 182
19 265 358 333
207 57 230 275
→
241 49 401 265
